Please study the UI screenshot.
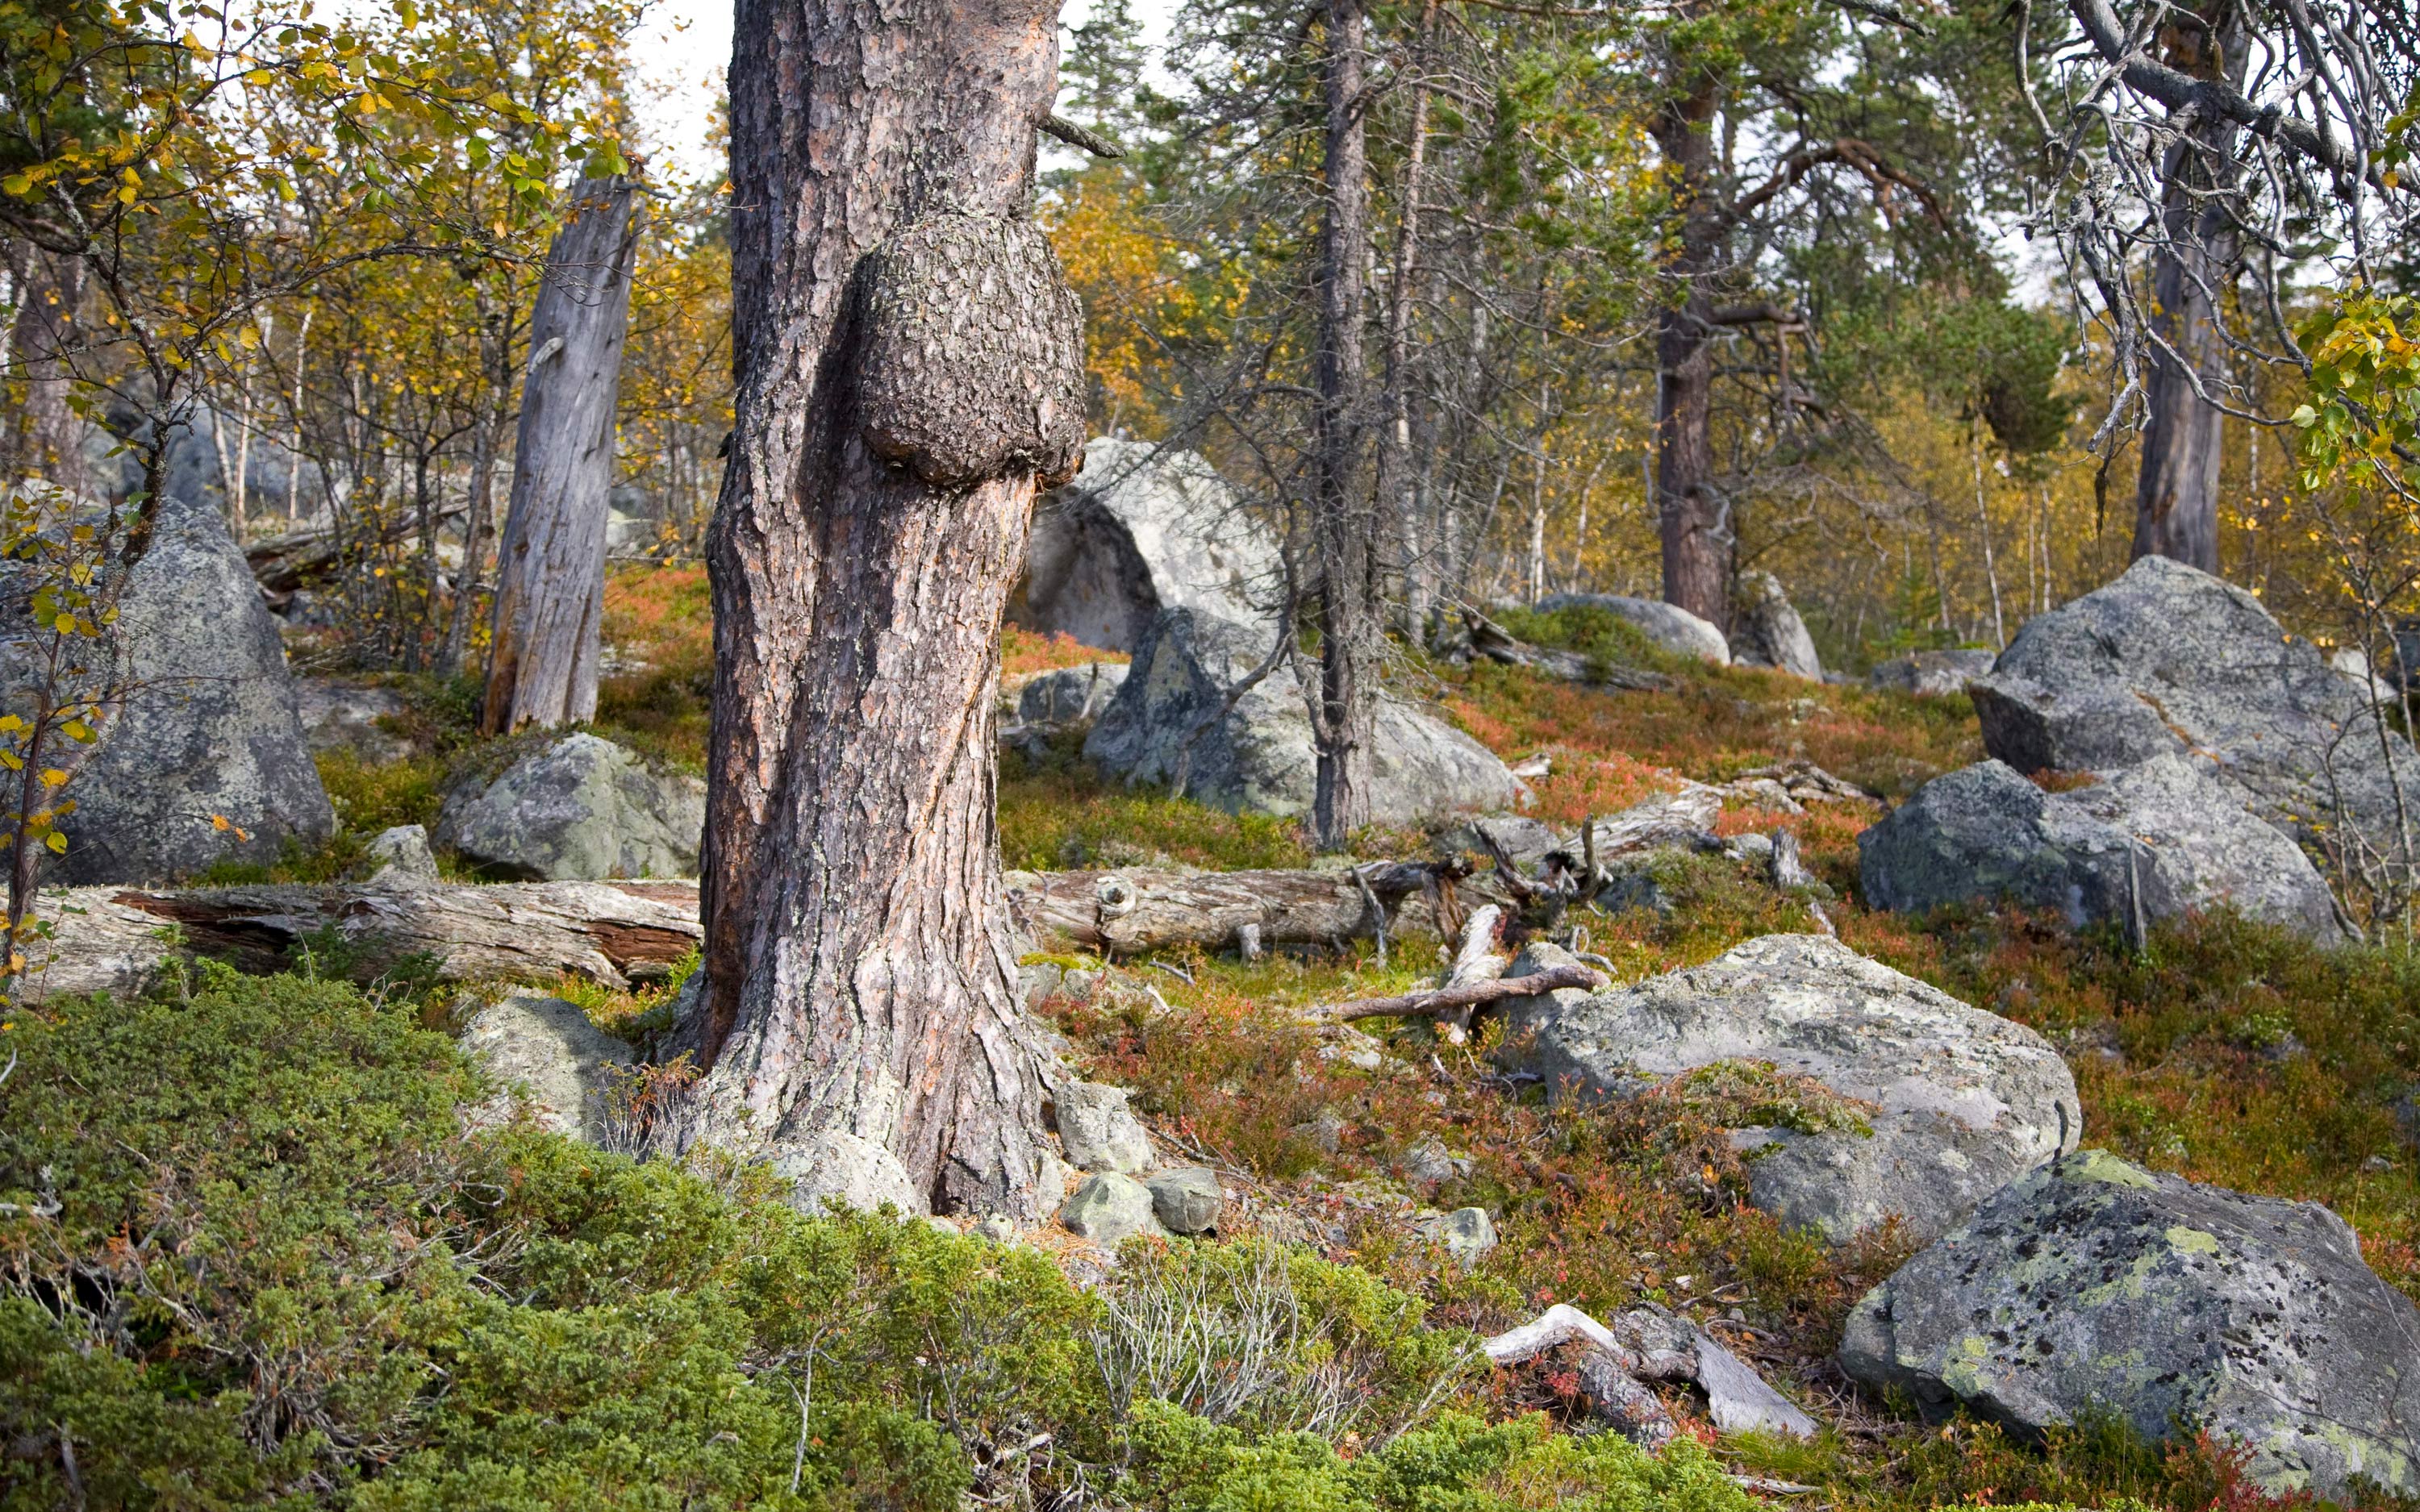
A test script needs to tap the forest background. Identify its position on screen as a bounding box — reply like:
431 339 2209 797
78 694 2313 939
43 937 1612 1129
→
2 0 2414 683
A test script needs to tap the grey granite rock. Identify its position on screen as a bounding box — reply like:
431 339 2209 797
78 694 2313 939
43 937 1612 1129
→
1086 607 1521 825
1867 649 1996 698
1731 572 1823 680
294 677 415 764
1425 1206 1498 1267
461 993 633 1143
1971 555 2420 873
1145 1166 1224 1234
1061 1172 1169 1248
1012 438 1282 653
1534 592 1731 664
436 732 703 881
771 1130 927 1215
1055 1081 1153 1173
361 823 440 885
1494 935 2080 1245
1840 1150 2420 1502
1859 756 2342 940
0 489 336 883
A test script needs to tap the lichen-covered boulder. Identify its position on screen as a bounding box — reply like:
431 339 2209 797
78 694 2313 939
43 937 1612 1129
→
1011 438 1282 653
1867 649 1995 698
1971 555 2420 871
1839 1150 2420 1502
1087 607 1521 826
1494 935 2080 1245
1145 1166 1224 1235
1859 756 2342 941
1061 1172 1169 1248
771 1130 927 1216
461 993 633 1144
1534 592 1731 665
1054 1081 1153 1174
0 489 335 883
436 732 703 881
1731 571 1822 680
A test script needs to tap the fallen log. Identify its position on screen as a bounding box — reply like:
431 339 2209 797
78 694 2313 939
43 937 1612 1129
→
1483 1302 1817 1442
1324 964 1602 1027
19 862 1476 999
21 878 703 1000
1004 862 1466 956
1467 614 1674 693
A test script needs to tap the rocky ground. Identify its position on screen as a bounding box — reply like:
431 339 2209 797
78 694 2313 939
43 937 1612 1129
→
7 446 2419 1509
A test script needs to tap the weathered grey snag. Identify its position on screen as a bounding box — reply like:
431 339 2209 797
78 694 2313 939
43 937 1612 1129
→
2128 6 2246 575
685 0 1085 1219
481 177 640 735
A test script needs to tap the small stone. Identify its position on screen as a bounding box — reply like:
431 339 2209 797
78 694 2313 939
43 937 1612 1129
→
1431 1206 1497 1267
460 993 632 1144
771 1130 926 1216
361 823 440 885
1054 1081 1153 1173
1145 1166 1224 1235
976 1214 1019 1243
1059 1173 1166 1248
1397 1135 1469 1186
1727 832 1775 864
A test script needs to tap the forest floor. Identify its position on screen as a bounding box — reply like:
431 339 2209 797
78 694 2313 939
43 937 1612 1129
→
203 565 2420 1509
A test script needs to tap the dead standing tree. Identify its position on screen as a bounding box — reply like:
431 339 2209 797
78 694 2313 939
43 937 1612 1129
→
482 175 640 734
676 0 1087 1219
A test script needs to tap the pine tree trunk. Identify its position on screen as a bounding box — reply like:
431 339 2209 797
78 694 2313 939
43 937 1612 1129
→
684 0 1085 1220
482 177 640 734
1311 0 1377 849
1652 77 1727 625
2129 10 2246 575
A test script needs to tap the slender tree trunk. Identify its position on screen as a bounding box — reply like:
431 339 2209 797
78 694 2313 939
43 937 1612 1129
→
2130 6 2247 573
1652 73 1726 624
1972 417 2006 647
684 0 1084 1220
1377 0 1437 633
1310 0 1377 849
4 246 92 498
482 176 640 734
443 306 511 676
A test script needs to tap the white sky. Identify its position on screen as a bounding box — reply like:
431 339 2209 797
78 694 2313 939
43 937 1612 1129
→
626 0 1179 185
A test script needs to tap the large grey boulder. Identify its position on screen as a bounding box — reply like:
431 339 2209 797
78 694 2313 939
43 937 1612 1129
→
0 489 336 883
1840 1150 2420 1502
1086 607 1522 825
1867 649 1995 698
1534 593 1730 665
1494 935 2080 1245
1731 572 1822 680
1010 438 1282 653
1971 555 2420 868
461 993 634 1144
436 732 703 881
1859 756 2342 941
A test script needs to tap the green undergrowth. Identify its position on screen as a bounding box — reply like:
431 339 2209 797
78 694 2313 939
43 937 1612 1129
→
0 965 1775 1511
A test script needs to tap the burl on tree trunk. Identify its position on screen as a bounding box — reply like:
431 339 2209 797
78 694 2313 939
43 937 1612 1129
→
482 176 640 734
681 0 1085 1219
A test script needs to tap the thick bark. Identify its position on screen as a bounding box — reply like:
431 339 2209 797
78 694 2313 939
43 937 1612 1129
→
2130 7 2249 574
1652 76 1728 625
482 177 640 734
1310 0 1379 849
691 0 1085 1218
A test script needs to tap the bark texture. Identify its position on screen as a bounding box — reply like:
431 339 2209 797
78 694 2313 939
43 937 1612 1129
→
482 177 641 735
693 0 1083 1218
1309 0 1379 849
1005 862 1458 954
1652 74 1728 626
22 879 700 1000
2129 6 2248 574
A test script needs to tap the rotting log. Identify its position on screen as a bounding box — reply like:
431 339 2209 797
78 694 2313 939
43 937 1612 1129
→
1004 861 1468 956
19 864 1478 1001
21 879 703 1000
1466 614 1674 693
1322 962 1605 1023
